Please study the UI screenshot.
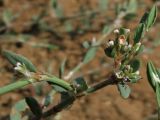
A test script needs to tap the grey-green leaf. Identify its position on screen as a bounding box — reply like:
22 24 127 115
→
156 84 160 107
10 99 27 120
83 47 97 64
147 61 158 91
59 58 67 78
25 97 42 117
146 5 157 30
117 83 131 99
2 50 36 72
133 23 145 44
127 0 137 13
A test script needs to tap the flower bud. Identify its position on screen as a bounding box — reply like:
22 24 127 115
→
114 29 119 34
134 42 141 52
107 40 114 47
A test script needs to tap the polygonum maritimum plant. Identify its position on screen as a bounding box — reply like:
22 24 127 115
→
0 4 158 120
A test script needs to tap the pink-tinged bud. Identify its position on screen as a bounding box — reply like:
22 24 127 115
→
119 35 126 45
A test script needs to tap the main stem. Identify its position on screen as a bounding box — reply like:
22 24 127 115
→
0 80 30 95
41 76 117 119
0 75 73 95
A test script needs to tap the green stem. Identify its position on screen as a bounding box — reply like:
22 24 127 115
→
46 76 73 91
0 75 73 95
0 80 30 95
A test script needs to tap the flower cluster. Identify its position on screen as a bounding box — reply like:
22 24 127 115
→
104 28 143 83
14 62 32 78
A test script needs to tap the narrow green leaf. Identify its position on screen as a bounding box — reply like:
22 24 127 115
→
147 61 158 91
133 23 145 44
10 99 27 120
52 84 67 92
156 84 160 107
2 9 13 26
127 0 137 13
73 77 88 93
102 25 113 34
25 97 42 117
146 5 157 30
43 90 56 107
83 47 97 64
117 83 131 99
47 76 73 91
2 50 36 72
59 58 67 78
129 59 140 72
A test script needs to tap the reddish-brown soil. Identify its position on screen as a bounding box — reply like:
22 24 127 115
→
0 0 160 120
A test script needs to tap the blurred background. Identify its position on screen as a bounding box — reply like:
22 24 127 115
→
0 0 160 120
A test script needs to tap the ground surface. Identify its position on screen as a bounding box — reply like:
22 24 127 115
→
0 0 160 120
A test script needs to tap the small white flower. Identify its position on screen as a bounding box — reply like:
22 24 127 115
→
135 71 140 75
14 62 32 78
114 29 119 34
115 71 123 79
14 62 22 71
107 40 114 47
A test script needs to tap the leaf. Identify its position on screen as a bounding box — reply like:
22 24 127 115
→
25 97 42 117
52 84 67 92
99 0 108 10
43 90 56 107
14 100 27 111
146 5 157 30
127 0 137 13
2 9 13 26
10 99 27 120
147 61 158 91
2 50 36 72
73 77 88 93
117 83 131 99
59 58 67 78
133 23 145 44
156 84 160 107
83 47 97 64
82 41 90 49
102 24 113 34
129 59 140 72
